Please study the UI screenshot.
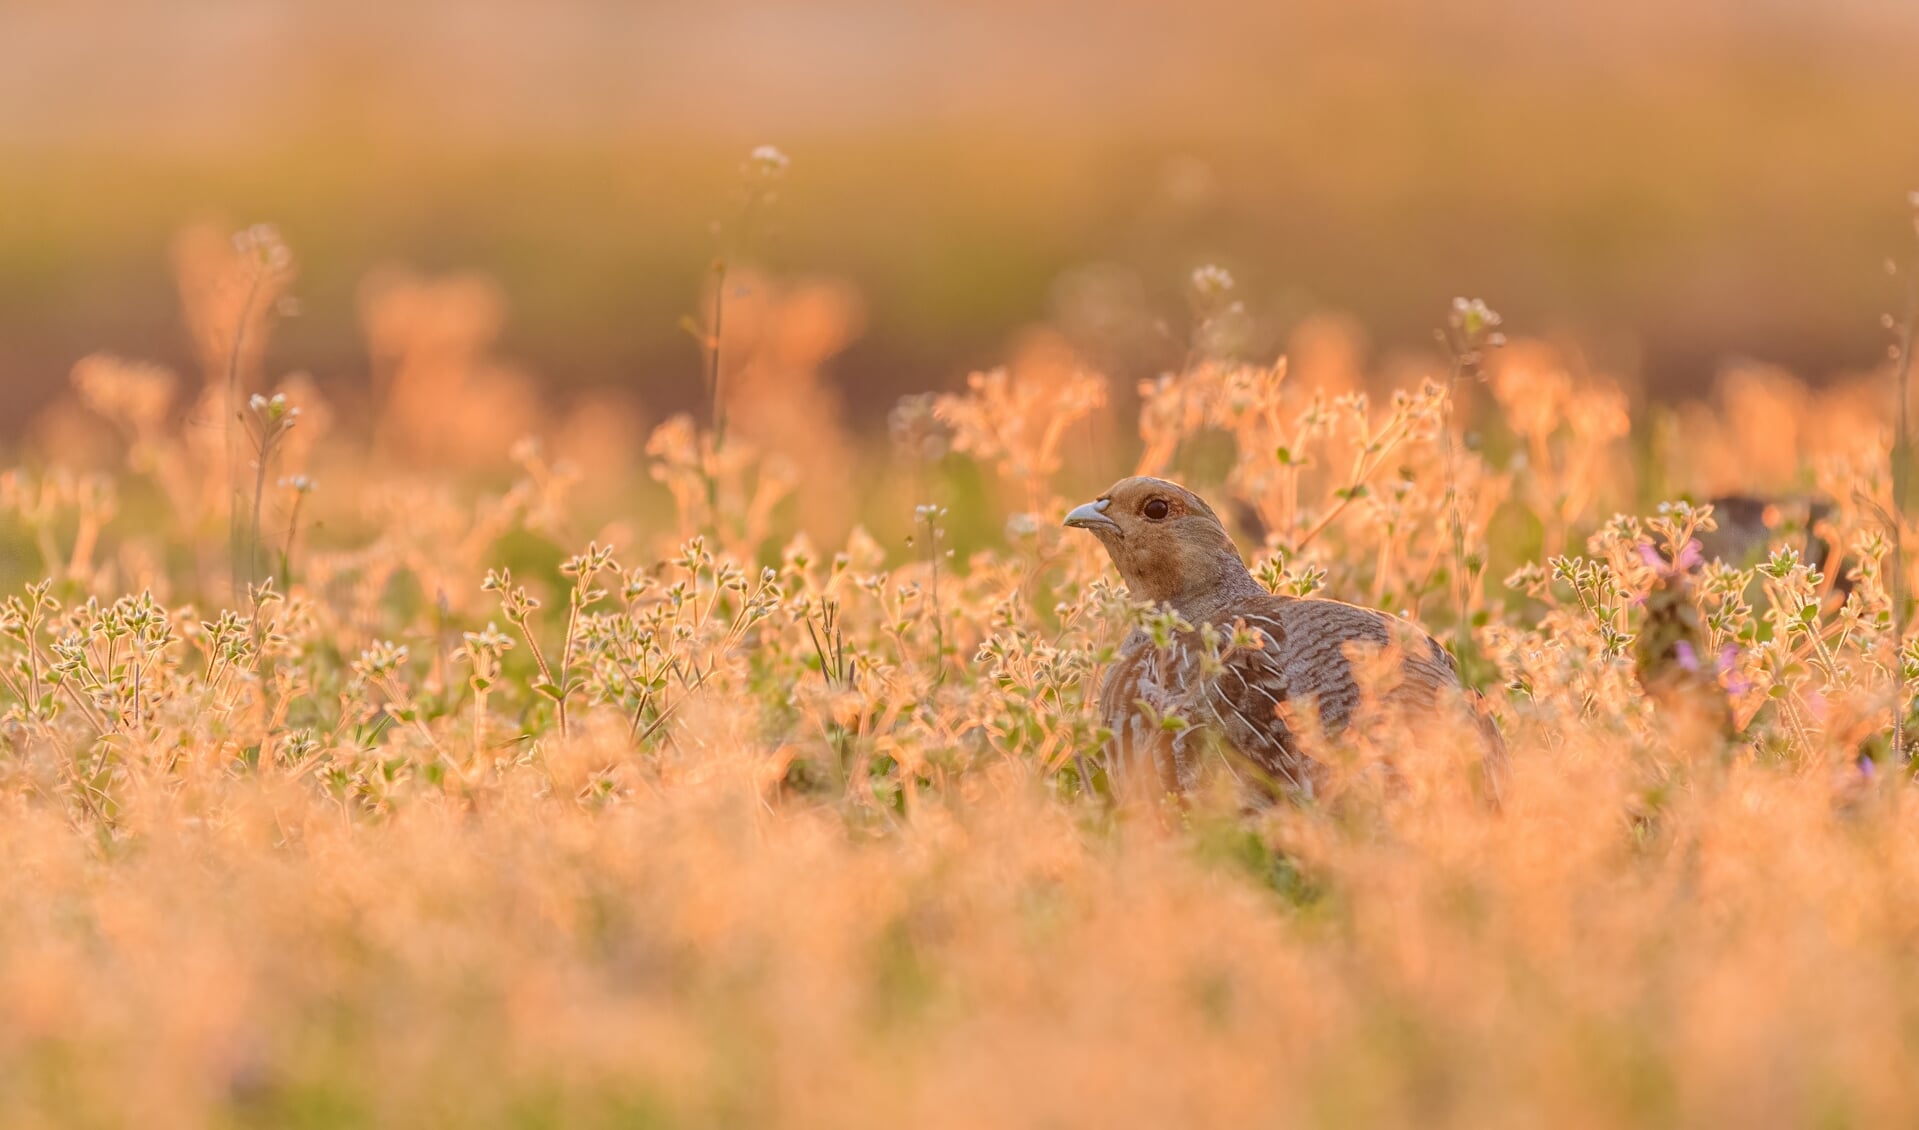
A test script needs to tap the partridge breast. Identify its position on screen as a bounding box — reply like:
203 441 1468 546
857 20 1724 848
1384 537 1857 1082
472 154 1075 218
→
1099 595 1462 795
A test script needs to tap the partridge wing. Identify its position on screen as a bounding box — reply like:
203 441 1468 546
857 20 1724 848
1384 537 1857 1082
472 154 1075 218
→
1193 610 1313 790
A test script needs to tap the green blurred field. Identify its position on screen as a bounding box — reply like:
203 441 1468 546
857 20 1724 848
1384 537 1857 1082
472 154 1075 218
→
4 0 1917 435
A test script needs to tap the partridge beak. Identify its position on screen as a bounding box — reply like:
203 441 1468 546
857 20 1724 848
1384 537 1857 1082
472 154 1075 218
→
1063 498 1120 535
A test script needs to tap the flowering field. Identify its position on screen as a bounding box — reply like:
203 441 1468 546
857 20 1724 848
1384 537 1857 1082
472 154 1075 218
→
3 196 1919 1128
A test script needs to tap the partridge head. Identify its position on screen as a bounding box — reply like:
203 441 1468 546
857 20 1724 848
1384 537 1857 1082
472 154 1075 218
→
1064 477 1260 611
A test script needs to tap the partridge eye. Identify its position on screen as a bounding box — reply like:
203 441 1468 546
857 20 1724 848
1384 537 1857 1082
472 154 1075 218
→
1142 498 1170 520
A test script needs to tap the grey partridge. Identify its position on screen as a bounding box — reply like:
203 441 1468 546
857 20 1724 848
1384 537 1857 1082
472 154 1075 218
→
1699 494 1834 566
1065 476 1498 797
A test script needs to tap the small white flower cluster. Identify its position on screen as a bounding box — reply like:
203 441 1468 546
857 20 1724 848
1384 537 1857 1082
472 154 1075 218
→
748 145 791 179
1190 264 1235 303
248 392 299 423
1448 297 1506 348
246 393 301 456
912 504 954 559
1442 296 1508 377
232 223 293 274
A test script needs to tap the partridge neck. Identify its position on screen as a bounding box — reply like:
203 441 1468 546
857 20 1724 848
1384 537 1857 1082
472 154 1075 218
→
1166 551 1267 623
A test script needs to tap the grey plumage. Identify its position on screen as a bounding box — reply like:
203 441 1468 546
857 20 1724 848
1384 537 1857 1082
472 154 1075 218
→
1068 476 1497 797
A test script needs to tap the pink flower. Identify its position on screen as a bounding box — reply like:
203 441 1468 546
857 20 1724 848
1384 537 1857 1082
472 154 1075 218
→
1718 646 1753 697
1638 540 1703 576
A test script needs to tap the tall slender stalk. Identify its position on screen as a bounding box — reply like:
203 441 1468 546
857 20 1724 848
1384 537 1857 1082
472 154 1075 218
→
1441 359 1472 644
278 478 312 588
703 259 729 521
1891 255 1915 763
225 270 267 599
222 225 292 599
688 146 788 532
249 442 271 582
1436 298 1505 668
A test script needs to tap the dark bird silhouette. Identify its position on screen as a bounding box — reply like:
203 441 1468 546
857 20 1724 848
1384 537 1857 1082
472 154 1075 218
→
1065 476 1499 797
1699 493 1850 597
1700 494 1836 567
1627 493 1845 736
1631 543 1737 737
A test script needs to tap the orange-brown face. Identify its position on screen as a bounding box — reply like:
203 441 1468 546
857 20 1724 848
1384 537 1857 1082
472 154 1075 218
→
1063 476 1245 605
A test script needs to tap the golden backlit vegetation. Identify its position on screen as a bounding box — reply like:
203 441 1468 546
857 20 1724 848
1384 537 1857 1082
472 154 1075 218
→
5 172 1919 1128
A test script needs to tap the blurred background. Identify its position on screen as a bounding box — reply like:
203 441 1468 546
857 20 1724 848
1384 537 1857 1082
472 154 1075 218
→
3 0 1918 440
